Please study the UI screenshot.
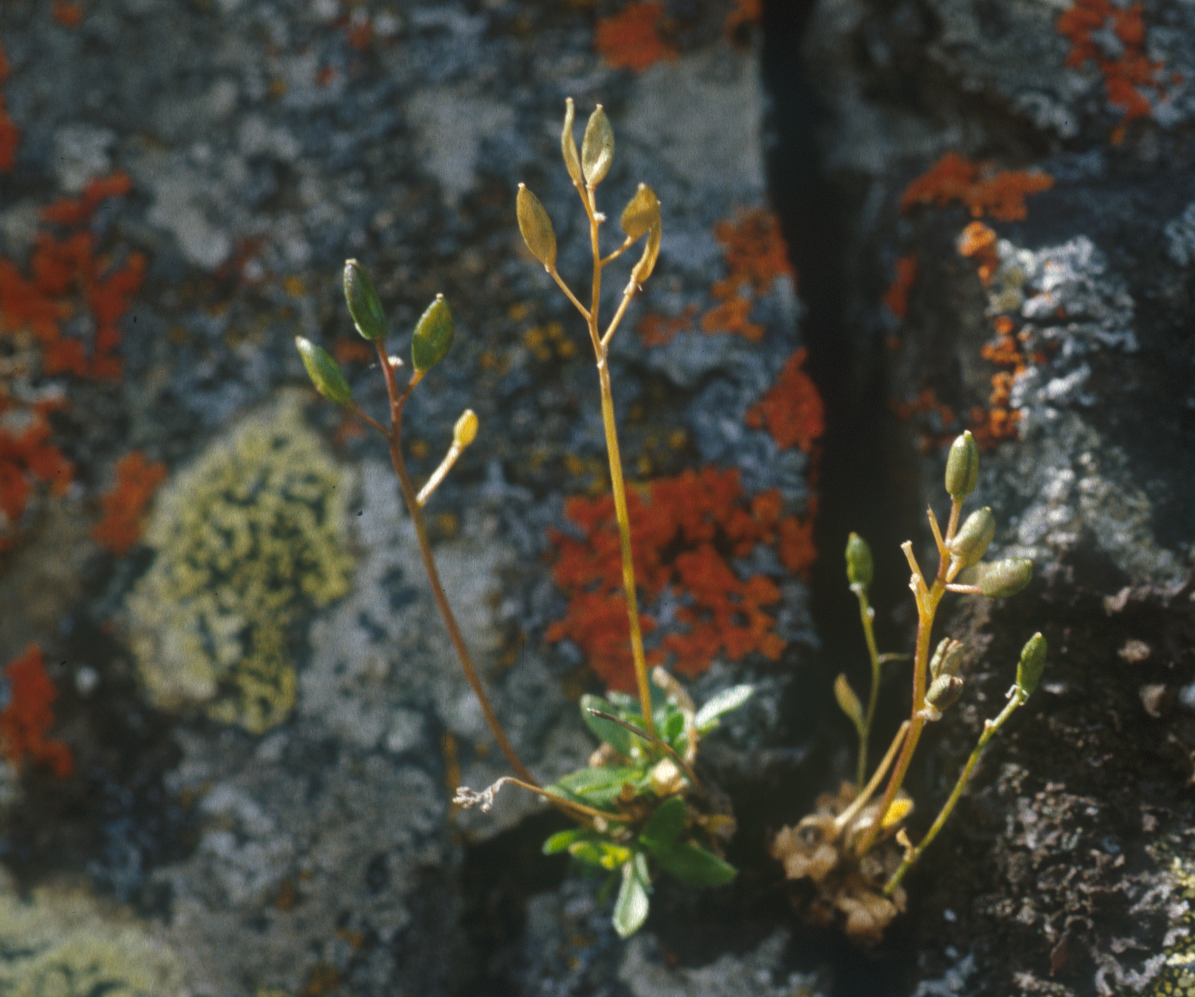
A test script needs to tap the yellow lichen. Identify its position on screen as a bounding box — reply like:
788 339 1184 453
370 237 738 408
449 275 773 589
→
125 391 354 733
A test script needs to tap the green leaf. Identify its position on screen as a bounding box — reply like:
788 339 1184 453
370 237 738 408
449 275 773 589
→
694 685 754 733
549 765 649 808
569 839 631 871
612 853 650 938
343 259 387 341
543 829 585 855
638 796 686 855
581 694 638 757
653 842 737 887
295 337 353 407
661 709 685 747
410 295 454 372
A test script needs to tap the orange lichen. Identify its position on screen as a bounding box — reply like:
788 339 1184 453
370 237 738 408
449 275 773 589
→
882 255 918 319
890 388 959 453
0 643 73 777
0 40 18 172
638 304 698 347
51 0 83 28
900 153 1053 222
725 0 762 36
1057 0 1166 142
595 2 676 73
0 406 73 542
41 173 133 227
745 347 825 453
701 208 795 341
957 221 999 286
548 467 811 689
93 451 168 556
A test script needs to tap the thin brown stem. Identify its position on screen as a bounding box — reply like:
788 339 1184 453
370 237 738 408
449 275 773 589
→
586 709 702 791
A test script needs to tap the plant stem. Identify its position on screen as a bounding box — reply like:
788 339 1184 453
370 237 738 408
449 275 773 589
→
884 686 1027 894
855 585 882 790
372 342 538 787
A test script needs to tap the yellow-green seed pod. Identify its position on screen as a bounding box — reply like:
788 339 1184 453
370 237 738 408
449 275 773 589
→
453 409 479 448
834 673 864 730
845 532 873 589
516 184 557 270
945 430 979 498
561 98 583 185
976 557 1033 598
949 507 995 567
411 294 454 372
343 259 387 341
925 673 964 712
1016 632 1047 696
928 638 965 681
581 105 614 186
631 220 661 285
621 184 660 241
296 336 353 406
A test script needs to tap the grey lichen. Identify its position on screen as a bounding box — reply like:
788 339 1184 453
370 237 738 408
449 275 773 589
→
125 390 355 733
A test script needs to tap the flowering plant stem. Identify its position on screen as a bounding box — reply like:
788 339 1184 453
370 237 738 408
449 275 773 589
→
854 584 882 790
352 341 539 788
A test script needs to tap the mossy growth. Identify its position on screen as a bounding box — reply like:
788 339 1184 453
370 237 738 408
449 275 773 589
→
125 391 354 734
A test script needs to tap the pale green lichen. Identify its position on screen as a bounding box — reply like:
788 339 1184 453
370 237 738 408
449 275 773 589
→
0 882 185 997
126 391 354 733
1143 853 1195 997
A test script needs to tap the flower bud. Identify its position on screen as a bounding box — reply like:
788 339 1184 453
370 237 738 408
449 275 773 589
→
516 184 557 270
581 105 614 186
343 259 387 341
411 294 454 372
561 98 583 185
945 431 979 498
845 532 873 589
453 409 479 448
295 336 353 407
948 507 995 567
928 638 964 681
1016 632 1047 696
976 557 1033 598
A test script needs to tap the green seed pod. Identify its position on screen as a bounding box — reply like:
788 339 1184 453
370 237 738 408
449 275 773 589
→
453 409 479 448
581 105 614 186
925 673 964 713
411 294 454 372
1016 632 1047 696
561 98 583 185
945 430 979 498
621 183 660 241
834 673 864 729
845 532 873 589
516 184 557 270
977 557 1034 598
343 259 388 341
929 638 964 681
949 507 995 567
295 336 353 406
631 220 661 285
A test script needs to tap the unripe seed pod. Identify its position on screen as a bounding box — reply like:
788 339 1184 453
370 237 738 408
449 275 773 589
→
1016 632 1047 696
834 673 864 729
945 431 979 498
561 98 583 185
343 259 387 341
631 221 661 285
453 409 479 448
845 532 873 589
411 294 454 372
949 507 995 566
929 638 965 681
977 557 1033 598
296 337 353 406
581 105 614 186
621 184 661 241
925 674 964 712
517 184 557 270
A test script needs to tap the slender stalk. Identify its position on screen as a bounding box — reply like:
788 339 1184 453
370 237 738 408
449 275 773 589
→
586 709 701 791
855 585 882 790
884 687 1027 894
372 342 538 787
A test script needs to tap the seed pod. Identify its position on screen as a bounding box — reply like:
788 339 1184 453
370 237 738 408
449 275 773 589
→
517 184 557 270
581 105 614 186
1016 632 1047 696
845 532 873 589
925 673 964 713
453 409 479 448
976 557 1033 598
343 259 387 341
621 184 660 241
928 638 964 681
945 431 979 498
949 507 995 567
411 294 454 372
834 673 864 730
631 220 661 285
295 337 353 406
561 98 583 185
